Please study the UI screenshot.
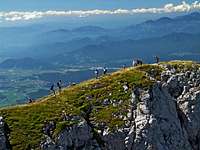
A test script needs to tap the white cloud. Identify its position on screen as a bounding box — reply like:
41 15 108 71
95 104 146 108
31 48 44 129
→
0 1 200 21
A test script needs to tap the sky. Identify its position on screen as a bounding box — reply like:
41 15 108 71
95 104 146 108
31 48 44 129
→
0 0 200 27
0 0 198 10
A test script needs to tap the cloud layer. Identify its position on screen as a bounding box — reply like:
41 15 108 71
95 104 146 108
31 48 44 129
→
0 1 200 21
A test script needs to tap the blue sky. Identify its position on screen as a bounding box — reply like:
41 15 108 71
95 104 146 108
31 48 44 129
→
0 0 200 27
0 0 196 10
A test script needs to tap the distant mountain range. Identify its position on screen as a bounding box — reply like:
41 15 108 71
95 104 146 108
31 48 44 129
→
52 32 200 65
1 12 200 69
121 12 200 39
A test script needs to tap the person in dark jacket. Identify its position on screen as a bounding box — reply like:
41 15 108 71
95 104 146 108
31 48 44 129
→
94 69 99 79
27 97 33 103
103 67 108 75
57 82 62 93
50 84 56 96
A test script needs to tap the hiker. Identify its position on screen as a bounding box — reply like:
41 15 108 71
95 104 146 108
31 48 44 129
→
122 64 126 69
50 84 56 96
94 69 99 79
137 59 143 65
57 82 62 93
59 80 62 86
155 56 160 64
27 97 33 103
103 67 108 75
133 59 142 66
132 59 137 67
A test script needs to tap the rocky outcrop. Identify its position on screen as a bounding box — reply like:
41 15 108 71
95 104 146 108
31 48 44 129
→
178 87 200 150
127 65 200 150
128 83 192 150
41 119 101 150
0 117 11 150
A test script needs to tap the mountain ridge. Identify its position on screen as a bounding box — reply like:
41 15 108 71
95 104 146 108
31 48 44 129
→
1 61 200 150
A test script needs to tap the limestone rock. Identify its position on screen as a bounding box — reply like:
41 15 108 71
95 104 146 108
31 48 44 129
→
178 87 200 150
0 117 11 150
42 119 100 150
129 84 192 150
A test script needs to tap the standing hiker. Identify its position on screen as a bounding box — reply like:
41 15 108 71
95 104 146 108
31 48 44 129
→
57 82 62 93
50 84 56 96
132 59 137 67
94 69 99 79
27 97 33 103
59 80 62 86
103 67 108 75
122 64 126 69
137 59 143 65
155 56 160 64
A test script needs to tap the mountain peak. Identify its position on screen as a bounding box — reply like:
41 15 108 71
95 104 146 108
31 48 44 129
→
73 26 106 32
156 17 173 23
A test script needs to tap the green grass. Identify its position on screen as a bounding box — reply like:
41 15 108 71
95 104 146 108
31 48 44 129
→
160 60 200 73
0 64 164 149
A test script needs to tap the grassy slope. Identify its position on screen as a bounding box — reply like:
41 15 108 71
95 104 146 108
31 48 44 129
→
0 62 194 150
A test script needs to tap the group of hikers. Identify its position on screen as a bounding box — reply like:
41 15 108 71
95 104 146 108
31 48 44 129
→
132 55 160 67
28 80 63 102
48 67 108 97
27 56 160 102
94 67 108 79
50 80 62 96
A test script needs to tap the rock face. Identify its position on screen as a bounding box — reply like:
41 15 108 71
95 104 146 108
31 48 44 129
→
128 83 192 150
178 88 200 150
127 66 200 150
0 117 10 150
41 119 101 150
